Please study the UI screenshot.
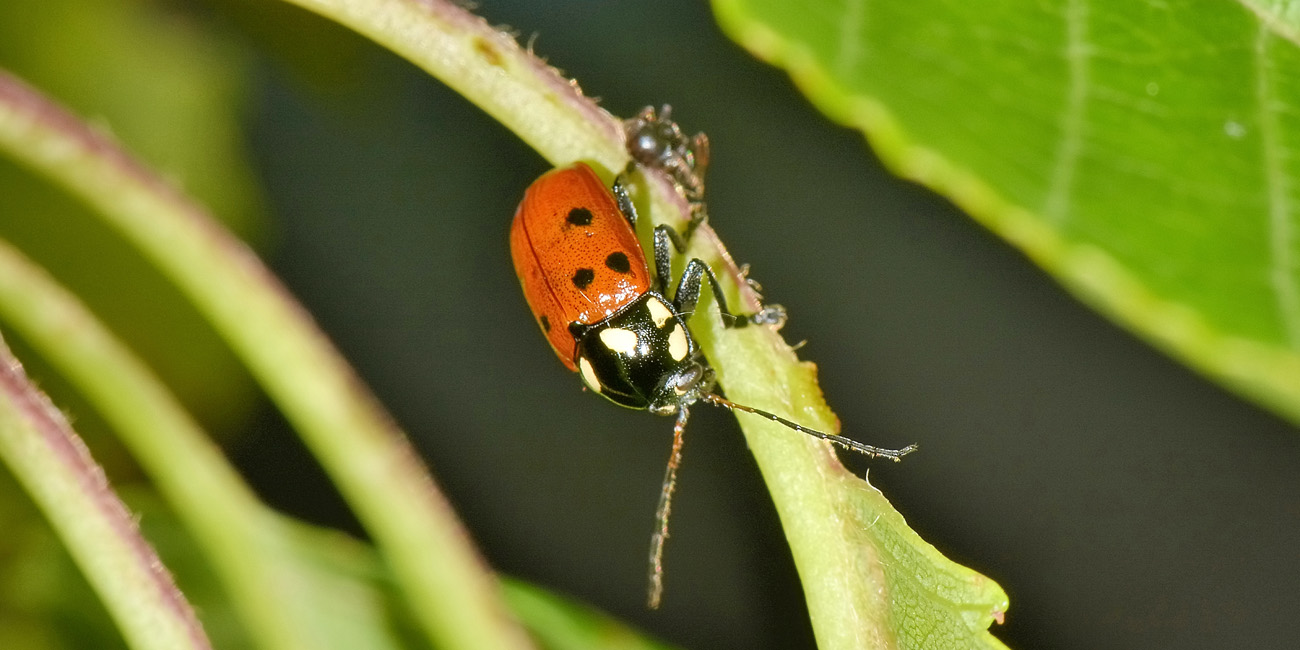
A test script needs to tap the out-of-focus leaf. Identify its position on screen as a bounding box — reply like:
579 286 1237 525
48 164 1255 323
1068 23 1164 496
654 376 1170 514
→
254 521 679 650
713 0 1300 426
129 492 421 650
0 484 414 650
501 579 679 650
2 479 677 650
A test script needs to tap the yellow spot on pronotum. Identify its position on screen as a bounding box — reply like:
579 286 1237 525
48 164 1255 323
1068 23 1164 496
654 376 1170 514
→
647 297 674 328
599 328 640 355
579 356 602 392
667 324 689 361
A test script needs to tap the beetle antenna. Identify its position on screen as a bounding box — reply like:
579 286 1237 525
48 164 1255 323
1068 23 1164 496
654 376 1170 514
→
701 393 918 460
647 406 689 609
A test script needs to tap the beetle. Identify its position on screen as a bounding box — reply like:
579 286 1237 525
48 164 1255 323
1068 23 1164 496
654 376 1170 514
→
510 161 916 608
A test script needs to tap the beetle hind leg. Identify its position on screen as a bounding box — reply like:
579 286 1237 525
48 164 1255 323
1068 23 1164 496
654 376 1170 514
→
651 226 785 329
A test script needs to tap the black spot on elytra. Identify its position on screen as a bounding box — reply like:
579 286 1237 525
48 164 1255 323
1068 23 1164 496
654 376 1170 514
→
566 207 594 226
605 251 631 273
539 315 551 332
572 268 595 290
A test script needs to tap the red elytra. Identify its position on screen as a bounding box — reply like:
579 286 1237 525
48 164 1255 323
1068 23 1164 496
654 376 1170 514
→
510 162 652 370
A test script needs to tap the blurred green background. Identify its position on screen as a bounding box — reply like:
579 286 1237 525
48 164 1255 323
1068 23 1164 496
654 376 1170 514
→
2 0 1299 649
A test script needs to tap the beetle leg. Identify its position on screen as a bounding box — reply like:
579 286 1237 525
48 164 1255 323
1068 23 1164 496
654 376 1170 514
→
652 224 686 294
656 224 786 328
673 258 743 328
611 174 638 229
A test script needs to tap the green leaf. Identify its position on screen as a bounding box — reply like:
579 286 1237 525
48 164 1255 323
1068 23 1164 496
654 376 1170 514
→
712 0 1300 426
195 511 681 650
4 482 676 650
155 504 426 650
501 580 680 650
145 507 683 650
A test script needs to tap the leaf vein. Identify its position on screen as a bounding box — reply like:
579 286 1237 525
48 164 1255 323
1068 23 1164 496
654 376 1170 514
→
834 0 867 77
1254 26 1300 349
1043 0 1090 226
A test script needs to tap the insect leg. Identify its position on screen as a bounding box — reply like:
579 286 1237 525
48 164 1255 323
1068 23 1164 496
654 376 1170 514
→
611 173 638 229
652 224 686 295
656 224 785 327
647 406 689 609
675 259 746 327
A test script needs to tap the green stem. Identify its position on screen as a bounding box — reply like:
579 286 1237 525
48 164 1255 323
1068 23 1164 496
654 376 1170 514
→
0 335 211 650
0 69 529 650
